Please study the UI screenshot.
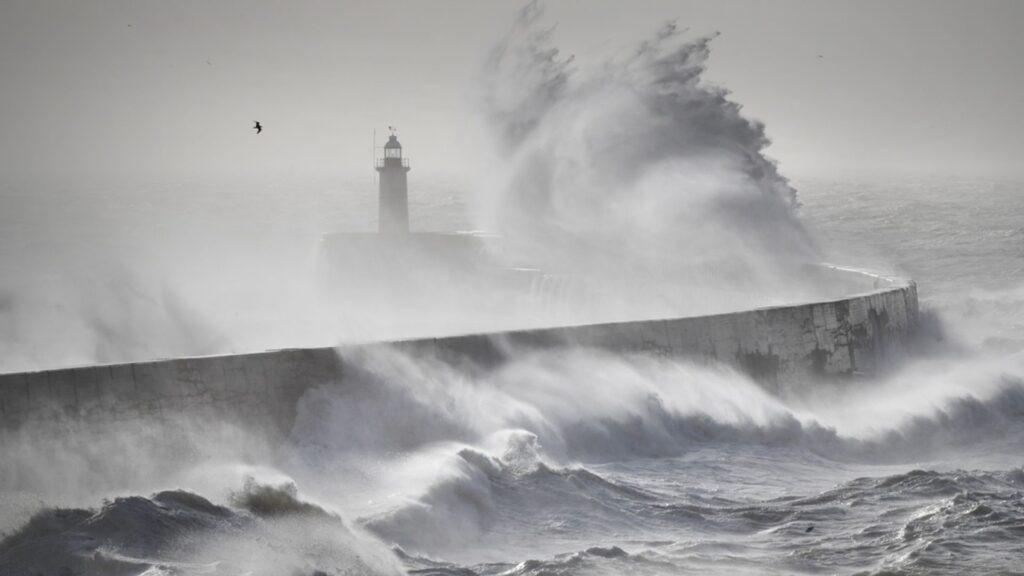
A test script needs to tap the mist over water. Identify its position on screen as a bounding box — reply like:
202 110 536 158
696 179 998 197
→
3 4 1024 576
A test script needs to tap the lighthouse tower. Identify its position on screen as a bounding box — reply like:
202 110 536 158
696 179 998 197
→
376 131 410 234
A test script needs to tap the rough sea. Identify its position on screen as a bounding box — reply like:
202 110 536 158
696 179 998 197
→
0 174 1022 575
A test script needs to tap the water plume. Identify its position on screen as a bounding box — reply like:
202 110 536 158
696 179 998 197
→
477 2 820 315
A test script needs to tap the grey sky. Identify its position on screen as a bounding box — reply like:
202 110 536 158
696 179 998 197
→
1 0 1021 183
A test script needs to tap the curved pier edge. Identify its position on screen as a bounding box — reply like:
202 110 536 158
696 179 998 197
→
0 266 919 435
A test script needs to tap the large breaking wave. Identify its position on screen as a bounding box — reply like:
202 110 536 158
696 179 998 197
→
281 344 1024 565
2 340 1023 573
474 2 819 314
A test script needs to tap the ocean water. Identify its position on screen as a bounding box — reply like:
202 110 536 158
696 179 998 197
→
1 175 1023 575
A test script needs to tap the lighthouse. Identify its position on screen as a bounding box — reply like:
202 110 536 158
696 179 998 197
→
376 131 410 234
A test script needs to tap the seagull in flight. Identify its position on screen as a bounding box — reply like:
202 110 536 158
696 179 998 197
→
253 121 262 134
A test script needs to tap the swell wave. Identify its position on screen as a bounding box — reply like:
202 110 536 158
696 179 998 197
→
384 465 1024 575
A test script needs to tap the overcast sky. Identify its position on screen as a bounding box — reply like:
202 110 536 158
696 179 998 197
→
1 0 1022 183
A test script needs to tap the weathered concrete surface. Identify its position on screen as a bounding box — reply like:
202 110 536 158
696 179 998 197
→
0 267 918 435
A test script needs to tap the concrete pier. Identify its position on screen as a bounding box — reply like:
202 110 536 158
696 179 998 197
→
0 267 918 436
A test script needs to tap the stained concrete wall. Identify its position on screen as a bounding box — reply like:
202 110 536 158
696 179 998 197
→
0 268 918 435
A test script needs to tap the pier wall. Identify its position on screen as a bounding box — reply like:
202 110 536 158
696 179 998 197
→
0 268 918 435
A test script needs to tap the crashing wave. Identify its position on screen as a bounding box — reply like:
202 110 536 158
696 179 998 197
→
0 484 403 576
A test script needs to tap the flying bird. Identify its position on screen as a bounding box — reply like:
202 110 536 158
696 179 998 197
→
253 121 262 134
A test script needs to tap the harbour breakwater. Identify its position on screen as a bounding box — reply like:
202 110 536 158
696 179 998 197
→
0 267 918 437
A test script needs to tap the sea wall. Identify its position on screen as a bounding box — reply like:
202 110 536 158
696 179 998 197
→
0 268 918 436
